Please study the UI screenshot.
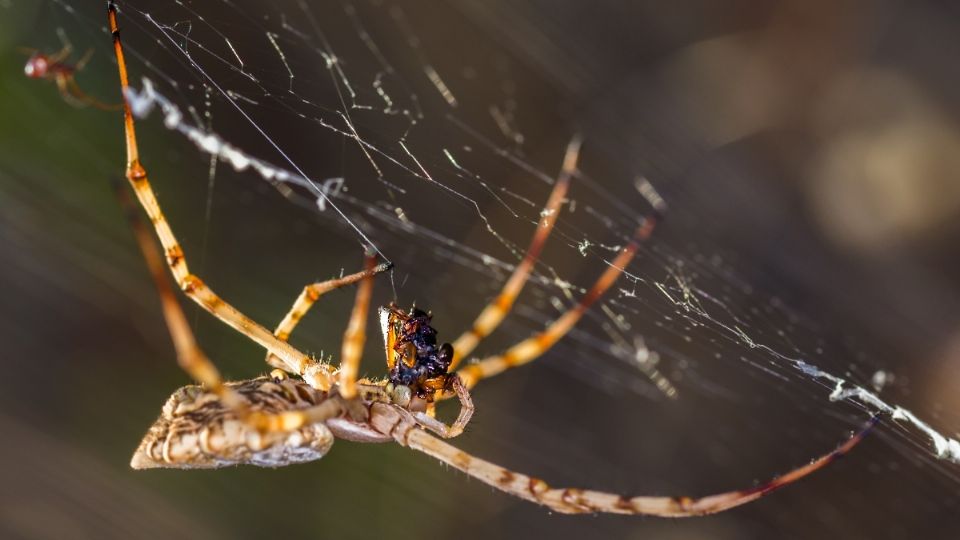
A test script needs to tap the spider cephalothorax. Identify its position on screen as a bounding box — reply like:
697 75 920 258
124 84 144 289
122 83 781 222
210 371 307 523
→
381 305 454 400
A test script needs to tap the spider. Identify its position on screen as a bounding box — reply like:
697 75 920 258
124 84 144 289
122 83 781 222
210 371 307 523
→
21 40 120 110
103 2 875 516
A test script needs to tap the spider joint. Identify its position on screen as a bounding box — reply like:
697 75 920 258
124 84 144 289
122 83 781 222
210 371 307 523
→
387 382 412 407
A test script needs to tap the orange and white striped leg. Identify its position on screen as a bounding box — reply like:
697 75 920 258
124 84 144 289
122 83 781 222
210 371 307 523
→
266 260 391 370
118 182 351 435
108 4 331 391
115 181 245 411
402 415 877 516
336 253 378 399
455 216 659 390
448 136 581 371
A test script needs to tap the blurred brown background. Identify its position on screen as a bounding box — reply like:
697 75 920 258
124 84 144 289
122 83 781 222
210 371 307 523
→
2 1 960 538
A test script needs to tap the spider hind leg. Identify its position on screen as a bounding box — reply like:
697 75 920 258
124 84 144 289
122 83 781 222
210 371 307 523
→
399 415 878 516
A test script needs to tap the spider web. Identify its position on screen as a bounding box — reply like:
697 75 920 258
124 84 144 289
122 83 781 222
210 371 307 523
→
7 0 960 538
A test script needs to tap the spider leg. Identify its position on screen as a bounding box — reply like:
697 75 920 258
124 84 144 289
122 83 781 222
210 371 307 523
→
61 74 122 111
108 4 332 391
74 47 94 71
399 414 878 516
266 259 391 371
62 47 122 111
54 75 90 108
118 181 363 438
114 181 246 411
454 215 659 390
447 137 580 372
47 42 72 64
413 375 474 438
337 252 378 399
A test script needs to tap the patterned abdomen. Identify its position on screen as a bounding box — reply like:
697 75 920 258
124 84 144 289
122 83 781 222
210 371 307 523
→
131 378 335 469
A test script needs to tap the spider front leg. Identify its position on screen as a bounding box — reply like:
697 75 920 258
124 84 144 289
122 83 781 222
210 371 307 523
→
266 257 391 370
44 42 72 65
447 136 581 371
337 252 378 399
455 214 660 391
272 250 382 417
442 136 663 394
108 4 331 391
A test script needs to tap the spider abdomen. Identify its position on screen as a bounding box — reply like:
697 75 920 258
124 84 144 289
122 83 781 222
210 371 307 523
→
131 378 335 469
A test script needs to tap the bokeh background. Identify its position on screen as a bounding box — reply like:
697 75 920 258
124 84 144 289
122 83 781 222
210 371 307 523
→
2 1 960 538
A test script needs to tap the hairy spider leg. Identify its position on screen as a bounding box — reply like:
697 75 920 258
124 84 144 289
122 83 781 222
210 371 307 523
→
454 215 658 390
399 414 877 516
266 259 392 370
115 182 350 433
108 3 333 391
337 253 378 399
447 136 580 371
